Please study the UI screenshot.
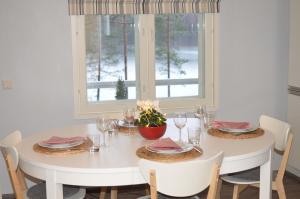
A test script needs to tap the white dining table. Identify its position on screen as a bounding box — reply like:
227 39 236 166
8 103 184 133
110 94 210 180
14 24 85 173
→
16 118 274 199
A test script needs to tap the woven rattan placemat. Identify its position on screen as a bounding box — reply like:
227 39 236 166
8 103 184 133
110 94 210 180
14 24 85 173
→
118 126 138 134
208 128 264 139
33 139 93 155
136 146 202 162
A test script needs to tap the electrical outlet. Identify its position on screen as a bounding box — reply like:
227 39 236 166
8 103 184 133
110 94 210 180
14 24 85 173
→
2 80 13 89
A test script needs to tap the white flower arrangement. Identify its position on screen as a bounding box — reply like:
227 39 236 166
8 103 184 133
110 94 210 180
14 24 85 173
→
136 100 166 127
137 100 160 112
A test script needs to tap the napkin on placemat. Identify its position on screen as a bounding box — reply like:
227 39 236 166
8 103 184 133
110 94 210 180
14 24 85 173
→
148 138 181 150
212 121 251 129
40 136 85 145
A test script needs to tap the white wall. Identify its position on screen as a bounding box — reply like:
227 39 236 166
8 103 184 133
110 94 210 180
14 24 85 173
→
217 0 289 123
0 0 289 194
287 0 300 176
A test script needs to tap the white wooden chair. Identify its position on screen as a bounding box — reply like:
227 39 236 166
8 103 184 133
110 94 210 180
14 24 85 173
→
221 115 293 199
138 151 224 199
0 130 86 199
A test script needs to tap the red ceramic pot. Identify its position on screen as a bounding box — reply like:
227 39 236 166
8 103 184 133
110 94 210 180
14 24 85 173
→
138 124 167 140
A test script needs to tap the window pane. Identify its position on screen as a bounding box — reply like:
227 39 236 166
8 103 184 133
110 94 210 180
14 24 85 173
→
85 15 136 102
170 85 198 97
156 86 168 98
155 14 203 98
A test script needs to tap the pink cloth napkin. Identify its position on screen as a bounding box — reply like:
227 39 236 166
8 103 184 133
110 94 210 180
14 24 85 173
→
212 121 251 129
149 138 182 150
41 136 85 145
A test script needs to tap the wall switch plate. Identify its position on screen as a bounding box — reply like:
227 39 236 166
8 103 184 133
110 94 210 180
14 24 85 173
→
2 80 13 89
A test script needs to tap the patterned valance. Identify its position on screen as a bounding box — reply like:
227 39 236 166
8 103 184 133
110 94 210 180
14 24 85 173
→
68 0 220 15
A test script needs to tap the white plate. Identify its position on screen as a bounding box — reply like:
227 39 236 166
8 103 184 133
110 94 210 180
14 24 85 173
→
146 142 194 154
217 127 258 135
38 139 84 149
117 120 137 128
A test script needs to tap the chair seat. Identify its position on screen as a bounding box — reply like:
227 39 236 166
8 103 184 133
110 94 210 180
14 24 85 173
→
26 183 85 199
137 193 199 199
221 167 277 185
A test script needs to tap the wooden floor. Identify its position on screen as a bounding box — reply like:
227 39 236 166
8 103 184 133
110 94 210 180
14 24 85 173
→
2 173 300 199
84 173 300 199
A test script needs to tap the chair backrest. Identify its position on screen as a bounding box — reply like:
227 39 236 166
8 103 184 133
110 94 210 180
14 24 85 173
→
0 131 26 199
259 115 294 182
259 115 290 151
139 151 223 198
0 131 22 170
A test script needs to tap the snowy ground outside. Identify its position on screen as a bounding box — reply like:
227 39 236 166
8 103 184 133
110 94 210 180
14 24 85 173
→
87 47 202 102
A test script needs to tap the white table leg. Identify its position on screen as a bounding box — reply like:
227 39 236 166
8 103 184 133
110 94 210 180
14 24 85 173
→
259 149 272 199
46 170 63 199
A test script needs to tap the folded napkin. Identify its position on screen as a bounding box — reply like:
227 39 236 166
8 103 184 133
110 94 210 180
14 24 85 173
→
212 121 251 129
149 138 181 150
41 136 85 145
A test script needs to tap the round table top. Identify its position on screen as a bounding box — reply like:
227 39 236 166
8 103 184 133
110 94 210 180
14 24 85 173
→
17 118 274 176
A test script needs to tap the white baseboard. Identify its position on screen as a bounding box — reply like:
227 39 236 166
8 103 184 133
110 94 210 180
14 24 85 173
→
287 165 300 177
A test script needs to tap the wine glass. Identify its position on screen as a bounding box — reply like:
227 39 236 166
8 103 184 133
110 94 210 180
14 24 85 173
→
123 108 136 134
173 113 187 143
96 117 109 146
195 105 207 131
107 119 118 136
195 105 207 119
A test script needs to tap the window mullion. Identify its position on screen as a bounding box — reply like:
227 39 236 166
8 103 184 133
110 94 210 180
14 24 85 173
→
138 15 155 100
147 15 155 100
72 16 88 116
204 14 214 106
198 15 204 98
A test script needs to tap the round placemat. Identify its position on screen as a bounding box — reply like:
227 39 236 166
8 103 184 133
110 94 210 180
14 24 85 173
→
33 139 93 155
115 119 138 134
118 126 138 134
136 146 202 162
208 128 264 139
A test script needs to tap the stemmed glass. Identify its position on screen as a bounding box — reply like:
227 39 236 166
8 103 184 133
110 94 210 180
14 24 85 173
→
123 108 136 134
195 105 207 131
107 119 118 136
96 117 110 147
195 105 207 119
173 113 187 143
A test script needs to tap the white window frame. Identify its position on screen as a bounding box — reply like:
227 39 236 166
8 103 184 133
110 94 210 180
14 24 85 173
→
71 14 218 119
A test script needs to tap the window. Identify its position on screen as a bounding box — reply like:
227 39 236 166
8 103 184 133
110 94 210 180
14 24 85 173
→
155 14 204 98
71 14 217 118
84 15 136 102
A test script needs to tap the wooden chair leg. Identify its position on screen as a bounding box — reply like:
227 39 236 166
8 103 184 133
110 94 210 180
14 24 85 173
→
5 155 25 199
150 170 157 199
16 169 27 191
275 181 286 199
232 185 239 199
207 164 220 199
111 187 118 199
274 134 293 199
216 178 222 199
232 184 248 199
99 187 107 199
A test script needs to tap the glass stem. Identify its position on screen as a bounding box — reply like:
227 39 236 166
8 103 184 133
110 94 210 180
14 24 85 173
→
128 122 131 134
103 132 106 146
179 128 182 142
